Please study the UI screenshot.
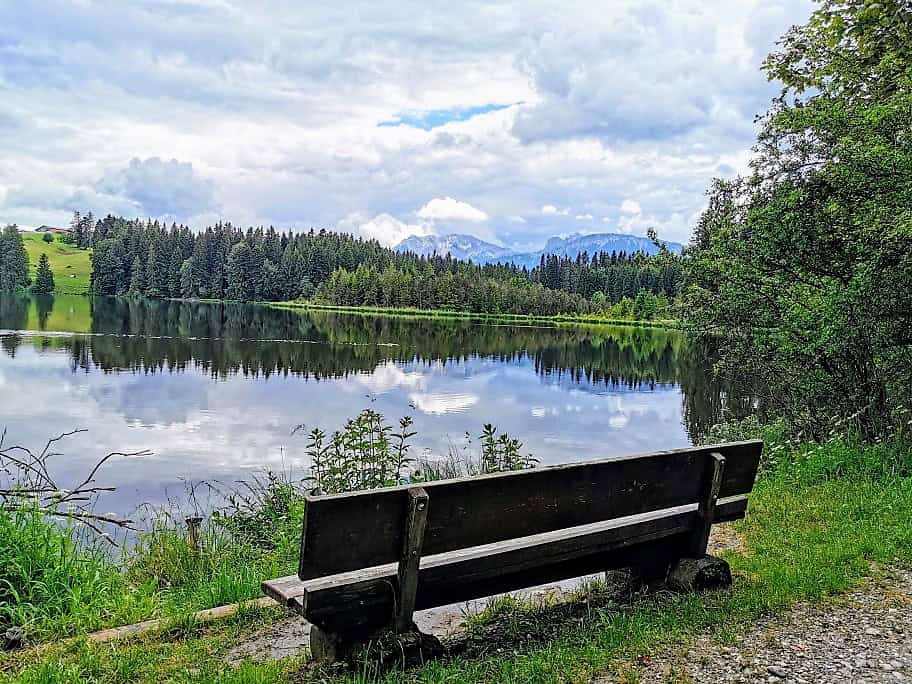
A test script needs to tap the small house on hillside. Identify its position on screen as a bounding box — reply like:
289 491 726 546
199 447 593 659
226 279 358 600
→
35 225 72 234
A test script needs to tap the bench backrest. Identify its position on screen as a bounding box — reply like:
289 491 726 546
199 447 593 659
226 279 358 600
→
298 440 763 580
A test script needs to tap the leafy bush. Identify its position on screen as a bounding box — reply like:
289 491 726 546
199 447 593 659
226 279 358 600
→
302 410 417 494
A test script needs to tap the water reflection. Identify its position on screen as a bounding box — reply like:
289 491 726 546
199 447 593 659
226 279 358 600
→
0 295 753 513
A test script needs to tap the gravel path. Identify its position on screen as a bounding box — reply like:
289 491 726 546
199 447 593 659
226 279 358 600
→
626 567 912 684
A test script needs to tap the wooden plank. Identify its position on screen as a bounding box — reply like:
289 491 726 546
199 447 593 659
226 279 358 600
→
262 497 751 609
300 508 696 636
689 452 725 556
395 487 428 631
298 440 762 579
714 495 749 522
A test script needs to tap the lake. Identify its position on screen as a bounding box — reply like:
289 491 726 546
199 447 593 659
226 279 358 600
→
0 295 743 517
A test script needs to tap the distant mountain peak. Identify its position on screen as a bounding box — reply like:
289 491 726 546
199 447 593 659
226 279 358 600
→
395 234 514 261
394 231 682 267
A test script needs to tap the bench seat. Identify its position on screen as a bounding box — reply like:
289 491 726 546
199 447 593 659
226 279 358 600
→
264 495 748 635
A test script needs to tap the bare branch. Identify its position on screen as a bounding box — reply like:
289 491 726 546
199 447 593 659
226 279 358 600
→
0 427 147 542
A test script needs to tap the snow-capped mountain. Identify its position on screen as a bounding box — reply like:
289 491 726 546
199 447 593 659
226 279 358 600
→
394 232 683 267
394 234 515 262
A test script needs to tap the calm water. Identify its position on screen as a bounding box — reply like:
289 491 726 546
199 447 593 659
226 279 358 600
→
0 295 742 516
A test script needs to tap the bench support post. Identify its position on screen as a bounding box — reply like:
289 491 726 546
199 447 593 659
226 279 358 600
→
689 452 725 557
395 487 429 632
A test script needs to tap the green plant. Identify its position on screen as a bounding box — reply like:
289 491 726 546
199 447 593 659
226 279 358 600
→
211 472 306 550
303 411 417 494
479 423 538 473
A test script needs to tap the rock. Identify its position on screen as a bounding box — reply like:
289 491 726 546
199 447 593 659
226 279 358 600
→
767 665 788 678
2 627 24 651
667 555 732 593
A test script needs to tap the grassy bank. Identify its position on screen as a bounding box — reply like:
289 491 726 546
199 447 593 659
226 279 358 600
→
270 300 679 329
2 428 910 683
21 234 92 295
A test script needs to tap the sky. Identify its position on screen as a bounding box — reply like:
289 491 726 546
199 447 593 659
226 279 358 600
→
0 0 813 250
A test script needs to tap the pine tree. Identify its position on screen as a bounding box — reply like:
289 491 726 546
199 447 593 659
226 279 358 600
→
129 256 146 295
0 225 30 292
65 211 80 245
167 247 183 298
79 212 95 249
32 253 55 295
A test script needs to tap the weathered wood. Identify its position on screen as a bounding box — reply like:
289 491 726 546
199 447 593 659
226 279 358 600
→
689 452 725 557
714 495 749 522
309 625 343 663
261 496 751 610
269 504 697 636
395 487 428 632
298 441 763 579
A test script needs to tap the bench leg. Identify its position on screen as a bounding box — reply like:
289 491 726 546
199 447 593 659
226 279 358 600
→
309 622 445 667
309 624 345 663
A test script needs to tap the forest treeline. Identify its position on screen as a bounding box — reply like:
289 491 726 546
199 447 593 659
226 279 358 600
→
69 215 681 318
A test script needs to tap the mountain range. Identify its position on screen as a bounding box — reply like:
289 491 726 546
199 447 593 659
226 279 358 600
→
394 232 683 268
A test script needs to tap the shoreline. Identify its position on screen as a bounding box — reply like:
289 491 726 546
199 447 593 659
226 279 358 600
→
267 300 680 330
5 291 681 332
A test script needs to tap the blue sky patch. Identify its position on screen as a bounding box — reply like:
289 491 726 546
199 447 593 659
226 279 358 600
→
379 103 517 130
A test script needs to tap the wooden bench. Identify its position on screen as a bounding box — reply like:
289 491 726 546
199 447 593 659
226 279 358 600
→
263 440 763 660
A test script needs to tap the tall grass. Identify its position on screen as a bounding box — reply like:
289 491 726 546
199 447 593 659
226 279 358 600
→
0 506 155 640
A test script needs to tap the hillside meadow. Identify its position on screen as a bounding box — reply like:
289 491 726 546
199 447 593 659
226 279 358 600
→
21 233 92 295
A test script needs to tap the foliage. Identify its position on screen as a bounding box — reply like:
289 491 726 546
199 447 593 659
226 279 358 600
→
684 0 912 440
300 410 538 495
31 253 55 295
125 509 290 613
316 262 590 317
478 423 538 473
41 232 53 244
65 211 94 250
414 427 538 481
210 472 306 550
0 225 30 292
302 411 416 494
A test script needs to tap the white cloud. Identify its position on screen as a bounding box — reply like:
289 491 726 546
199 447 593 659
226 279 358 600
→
340 212 433 247
609 414 630 429
416 197 488 223
0 0 815 245
620 199 642 215
575 213 593 220
356 362 426 394
409 392 479 415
